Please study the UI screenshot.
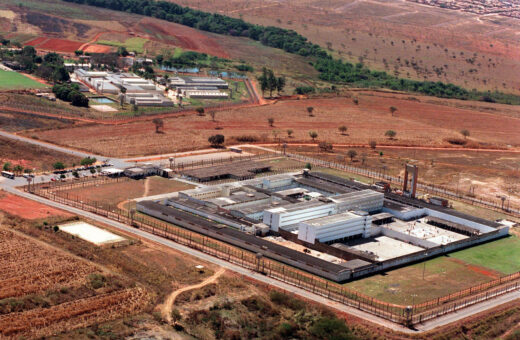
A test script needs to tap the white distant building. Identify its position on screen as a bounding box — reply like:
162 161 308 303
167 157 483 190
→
263 201 335 232
298 211 372 244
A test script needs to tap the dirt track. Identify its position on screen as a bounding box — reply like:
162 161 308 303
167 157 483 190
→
161 267 226 323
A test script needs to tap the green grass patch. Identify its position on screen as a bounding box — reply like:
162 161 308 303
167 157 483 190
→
98 37 147 53
173 47 183 58
0 70 46 89
450 235 520 274
344 255 493 305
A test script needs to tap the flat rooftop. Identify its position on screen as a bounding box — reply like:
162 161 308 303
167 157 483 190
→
347 236 424 261
385 218 468 245
302 211 365 227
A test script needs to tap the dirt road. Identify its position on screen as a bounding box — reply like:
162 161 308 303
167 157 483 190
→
161 267 226 323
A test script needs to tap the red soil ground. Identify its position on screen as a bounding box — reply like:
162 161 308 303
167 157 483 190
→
24 37 48 47
0 192 71 219
82 44 112 53
137 18 229 58
36 38 84 53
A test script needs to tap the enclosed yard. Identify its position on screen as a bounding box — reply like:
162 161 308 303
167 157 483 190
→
344 235 520 305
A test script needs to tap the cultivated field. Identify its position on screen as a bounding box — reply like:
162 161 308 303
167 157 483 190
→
0 69 46 90
345 234 520 305
0 228 147 339
174 0 520 94
0 135 81 172
26 91 520 157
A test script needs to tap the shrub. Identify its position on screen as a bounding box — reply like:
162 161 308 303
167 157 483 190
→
208 134 225 147
234 135 258 142
88 273 106 289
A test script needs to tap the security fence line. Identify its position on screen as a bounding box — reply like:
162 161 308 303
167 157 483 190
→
28 183 520 326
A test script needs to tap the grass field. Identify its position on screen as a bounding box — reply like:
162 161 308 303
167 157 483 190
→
450 234 520 274
97 37 148 53
345 234 520 305
0 69 45 89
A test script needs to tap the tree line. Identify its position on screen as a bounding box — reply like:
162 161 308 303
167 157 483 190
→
61 0 520 105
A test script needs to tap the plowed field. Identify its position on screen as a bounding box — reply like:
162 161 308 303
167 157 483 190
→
0 229 147 339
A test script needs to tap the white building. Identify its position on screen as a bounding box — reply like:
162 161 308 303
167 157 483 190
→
263 201 335 232
331 190 384 213
298 211 372 244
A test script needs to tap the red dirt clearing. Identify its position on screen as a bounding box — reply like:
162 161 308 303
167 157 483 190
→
137 18 229 58
37 38 84 53
0 192 71 219
24 37 48 47
82 44 112 53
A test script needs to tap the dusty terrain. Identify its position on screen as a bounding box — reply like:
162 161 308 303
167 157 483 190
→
26 91 520 157
174 0 520 94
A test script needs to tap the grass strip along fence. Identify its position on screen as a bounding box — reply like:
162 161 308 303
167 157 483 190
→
28 176 520 326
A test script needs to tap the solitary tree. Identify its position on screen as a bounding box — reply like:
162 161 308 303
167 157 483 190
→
196 107 205 116
3 162 11 171
208 134 225 147
53 162 65 170
287 129 293 138
338 125 347 135
318 142 333 152
309 131 318 141
13 164 23 175
347 150 357 161
385 130 397 139
209 111 216 122
389 106 397 116
353 97 359 105
268 117 274 127
460 129 470 139
369 140 377 149
307 106 314 117
152 118 164 133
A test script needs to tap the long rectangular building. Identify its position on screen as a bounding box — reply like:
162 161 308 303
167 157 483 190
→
298 211 372 244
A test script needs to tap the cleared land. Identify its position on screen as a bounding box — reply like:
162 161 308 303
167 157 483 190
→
289 144 520 206
0 190 71 219
0 228 147 339
0 135 81 171
26 91 520 157
0 69 46 89
57 177 195 209
174 0 520 94
345 234 520 305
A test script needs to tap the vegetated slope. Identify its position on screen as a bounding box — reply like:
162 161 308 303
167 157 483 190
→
173 0 520 96
60 0 520 104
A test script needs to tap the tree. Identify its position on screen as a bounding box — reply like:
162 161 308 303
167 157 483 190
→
319 141 333 152
208 134 225 147
117 46 129 57
307 106 314 117
309 131 318 141
389 106 397 116
338 125 347 135
3 162 11 171
53 162 65 170
152 118 164 133
385 130 396 139
13 164 23 175
209 111 216 121
305 163 312 170
268 117 274 127
74 50 83 56
286 129 293 138
347 150 357 161
369 140 377 149
276 76 286 95
460 129 470 139
81 157 97 166
352 97 359 105
196 107 205 115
